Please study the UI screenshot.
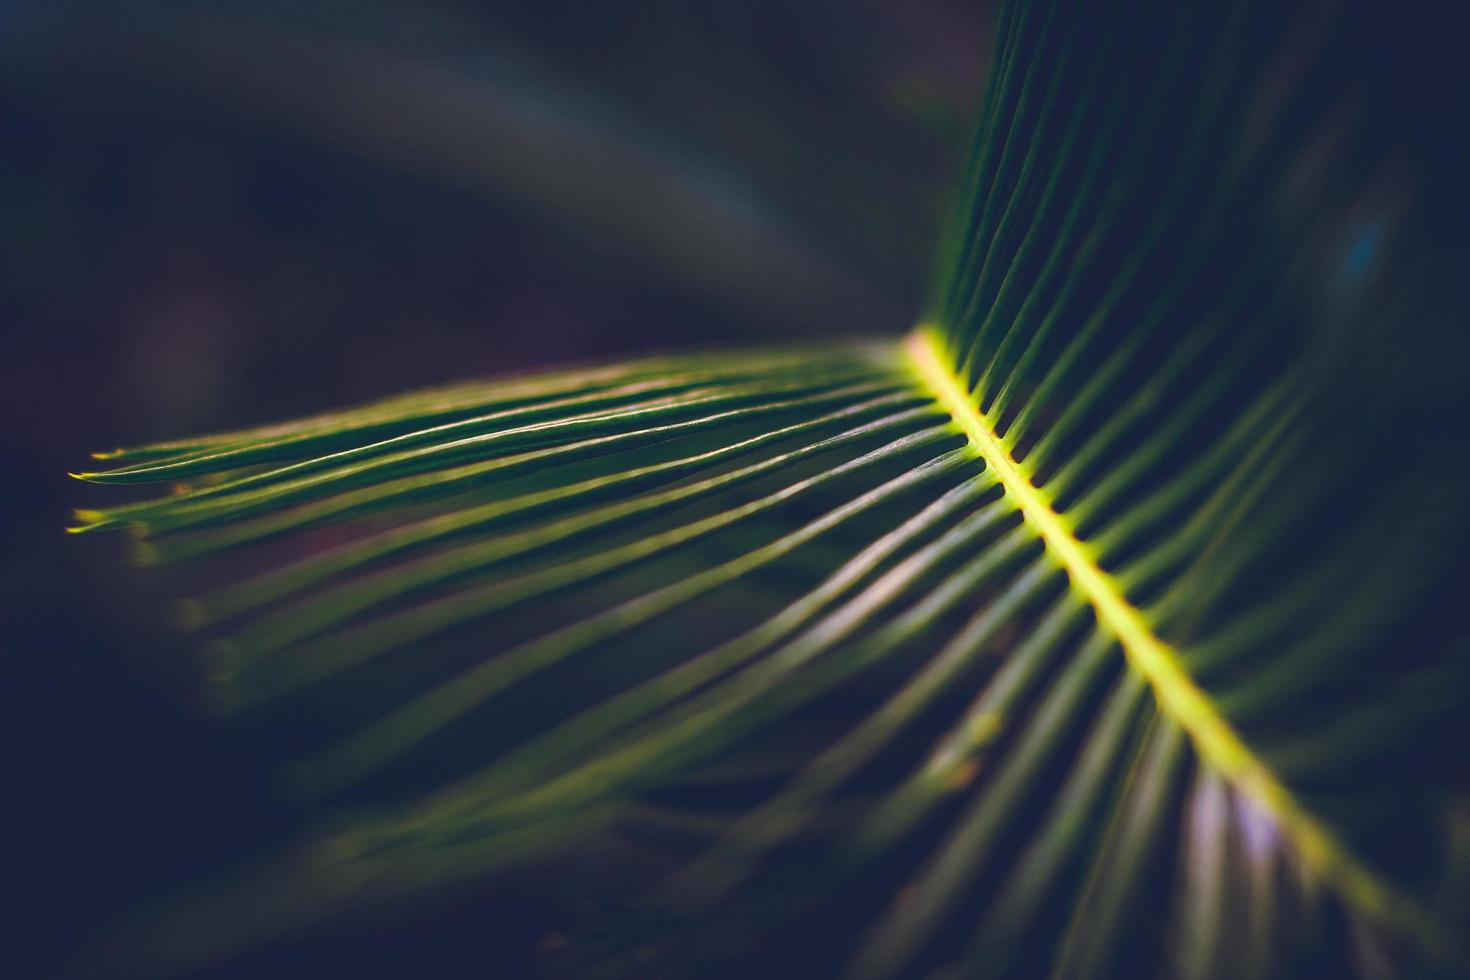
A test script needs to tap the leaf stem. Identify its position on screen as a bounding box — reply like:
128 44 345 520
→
903 324 1429 940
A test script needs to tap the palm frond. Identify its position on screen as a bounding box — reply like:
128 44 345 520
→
74 0 1469 976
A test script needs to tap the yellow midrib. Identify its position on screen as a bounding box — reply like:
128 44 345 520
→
904 324 1420 933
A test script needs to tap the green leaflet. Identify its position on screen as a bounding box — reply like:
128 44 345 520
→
73 0 1468 977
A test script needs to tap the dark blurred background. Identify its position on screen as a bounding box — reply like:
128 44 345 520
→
1 2 991 975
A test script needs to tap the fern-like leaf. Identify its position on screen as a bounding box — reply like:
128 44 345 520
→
74 0 1469 977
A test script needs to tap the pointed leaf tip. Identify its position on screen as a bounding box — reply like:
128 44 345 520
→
67 508 107 533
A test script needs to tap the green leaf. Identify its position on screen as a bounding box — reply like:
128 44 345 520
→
73 0 1469 976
